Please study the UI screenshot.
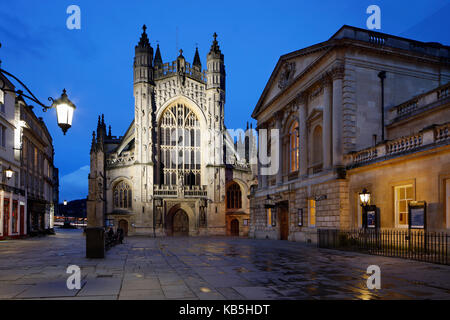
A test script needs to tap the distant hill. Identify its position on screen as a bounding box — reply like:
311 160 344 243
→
58 199 87 218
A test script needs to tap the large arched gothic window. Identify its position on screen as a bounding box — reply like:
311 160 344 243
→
288 120 299 173
113 181 132 209
226 182 242 210
158 104 201 186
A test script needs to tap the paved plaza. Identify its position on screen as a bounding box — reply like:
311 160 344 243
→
0 229 449 300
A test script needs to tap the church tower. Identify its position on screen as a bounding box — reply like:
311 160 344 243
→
88 27 254 239
206 33 226 165
133 25 156 215
134 24 153 85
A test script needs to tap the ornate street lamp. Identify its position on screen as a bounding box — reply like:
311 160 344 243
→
63 200 68 206
264 195 276 227
5 166 13 180
0 43 76 135
359 188 378 230
359 188 371 207
52 89 76 135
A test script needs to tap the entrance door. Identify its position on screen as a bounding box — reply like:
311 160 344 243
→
3 199 9 236
279 207 289 240
230 219 239 236
119 219 128 236
172 210 189 236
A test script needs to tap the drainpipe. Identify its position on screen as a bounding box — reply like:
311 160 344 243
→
378 71 386 142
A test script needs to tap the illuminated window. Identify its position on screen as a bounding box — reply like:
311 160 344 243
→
158 104 201 185
0 125 6 148
309 199 316 227
289 120 299 173
226 182 242 209
395 185 413 227
267 208 272 226
113 181 132 209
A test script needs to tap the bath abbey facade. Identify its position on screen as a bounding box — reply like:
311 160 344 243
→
87 26 257 237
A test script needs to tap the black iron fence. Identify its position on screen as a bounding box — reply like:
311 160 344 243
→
318 229 450 265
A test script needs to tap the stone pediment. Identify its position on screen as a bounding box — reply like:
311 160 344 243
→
252 46 330 118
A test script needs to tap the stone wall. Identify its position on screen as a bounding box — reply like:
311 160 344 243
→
347 145 450 231
250 179 350 243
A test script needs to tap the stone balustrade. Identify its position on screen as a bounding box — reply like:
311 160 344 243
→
435 123 449 142
386 134 423 155
154 184 207 197
346 123 449 167
389 82 450 121
106 152 135 167
348 147 378 165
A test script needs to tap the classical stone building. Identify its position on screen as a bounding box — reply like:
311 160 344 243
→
18 95 58 234
0 75 27 239
250 25 450 242
0 75 58 239
88 26 256 237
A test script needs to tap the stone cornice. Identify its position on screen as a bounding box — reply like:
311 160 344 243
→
295 92 307 105
330 64 345 80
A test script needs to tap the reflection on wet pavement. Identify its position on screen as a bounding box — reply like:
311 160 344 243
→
0 229 449 300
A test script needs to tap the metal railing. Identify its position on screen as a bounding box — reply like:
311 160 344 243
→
318 229 450 265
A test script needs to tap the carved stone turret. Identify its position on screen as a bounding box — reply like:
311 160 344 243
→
134 25 154 84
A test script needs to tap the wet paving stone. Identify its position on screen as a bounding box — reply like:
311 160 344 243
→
0 229 449 300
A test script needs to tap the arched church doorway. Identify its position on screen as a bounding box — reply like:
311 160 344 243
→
230 219 239 236
119 219 128 236
172 209 189 236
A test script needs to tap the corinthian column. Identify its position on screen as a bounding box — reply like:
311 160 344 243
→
322 75 332 169
331 65 344 167
297 93 308 178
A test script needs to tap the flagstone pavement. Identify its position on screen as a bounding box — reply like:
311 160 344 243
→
0 229 449 300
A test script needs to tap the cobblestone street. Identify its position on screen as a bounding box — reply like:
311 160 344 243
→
0 229 449 300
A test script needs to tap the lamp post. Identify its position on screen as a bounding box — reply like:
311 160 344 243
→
359 188 371 207
264 195 276 227
63 200 68 225
52 89 76 135
0 43 76 135
4 166 13 180
359 188 378 229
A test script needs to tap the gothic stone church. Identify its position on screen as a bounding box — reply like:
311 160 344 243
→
87 26 256 237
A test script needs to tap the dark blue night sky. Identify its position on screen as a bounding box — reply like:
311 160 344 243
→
1 0 449 201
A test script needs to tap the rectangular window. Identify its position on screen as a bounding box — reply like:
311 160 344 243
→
395 185 414 227
309 199 316 227
267 208 272 226
0 125 5 148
